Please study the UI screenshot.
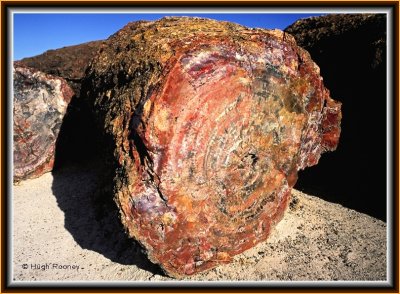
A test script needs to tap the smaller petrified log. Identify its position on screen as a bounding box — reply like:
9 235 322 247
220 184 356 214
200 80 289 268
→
13 63 73 181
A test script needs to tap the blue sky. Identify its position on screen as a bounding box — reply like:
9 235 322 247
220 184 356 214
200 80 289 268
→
13 13 322 60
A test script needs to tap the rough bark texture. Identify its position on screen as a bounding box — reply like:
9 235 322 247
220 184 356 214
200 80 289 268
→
13 63 74 181
286 14 387 221
82 17 342 277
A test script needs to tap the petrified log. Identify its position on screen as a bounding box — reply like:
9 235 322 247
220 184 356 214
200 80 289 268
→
285 14 387 220
82 17 342 277
13 63 73 181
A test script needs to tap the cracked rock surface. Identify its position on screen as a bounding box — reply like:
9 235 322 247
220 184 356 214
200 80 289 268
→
82 17 342 277
13 63 73 181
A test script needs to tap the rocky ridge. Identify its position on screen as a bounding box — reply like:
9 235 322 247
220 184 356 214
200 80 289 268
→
19 40 103 95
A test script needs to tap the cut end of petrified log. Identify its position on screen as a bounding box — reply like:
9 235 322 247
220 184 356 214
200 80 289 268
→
83 17 342 278
13 63 73 181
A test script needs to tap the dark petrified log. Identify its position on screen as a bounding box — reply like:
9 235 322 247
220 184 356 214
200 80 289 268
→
82 17 341 277
286 14 386 220
13 63 73 181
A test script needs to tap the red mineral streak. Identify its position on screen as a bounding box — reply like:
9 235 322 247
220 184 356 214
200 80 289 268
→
84 17 342 277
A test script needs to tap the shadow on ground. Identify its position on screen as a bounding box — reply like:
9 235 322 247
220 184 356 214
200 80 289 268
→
50 95 164 276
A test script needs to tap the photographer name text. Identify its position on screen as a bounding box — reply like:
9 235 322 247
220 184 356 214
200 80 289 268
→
22 263 82 271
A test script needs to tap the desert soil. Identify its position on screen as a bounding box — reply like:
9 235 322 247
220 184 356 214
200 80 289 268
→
12 163 387 284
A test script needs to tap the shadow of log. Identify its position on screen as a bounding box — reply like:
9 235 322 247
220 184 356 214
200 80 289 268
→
51 95 164 276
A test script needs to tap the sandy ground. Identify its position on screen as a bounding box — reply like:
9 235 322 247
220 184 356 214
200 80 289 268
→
11 163 387 284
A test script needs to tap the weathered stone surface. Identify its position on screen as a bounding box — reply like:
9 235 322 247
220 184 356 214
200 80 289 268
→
82 17 341 277
13 63 73 181
285 14 386 220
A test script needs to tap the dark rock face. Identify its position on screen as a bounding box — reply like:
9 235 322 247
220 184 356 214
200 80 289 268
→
13 64 73 181
82 17 341 277
286 14 387 220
